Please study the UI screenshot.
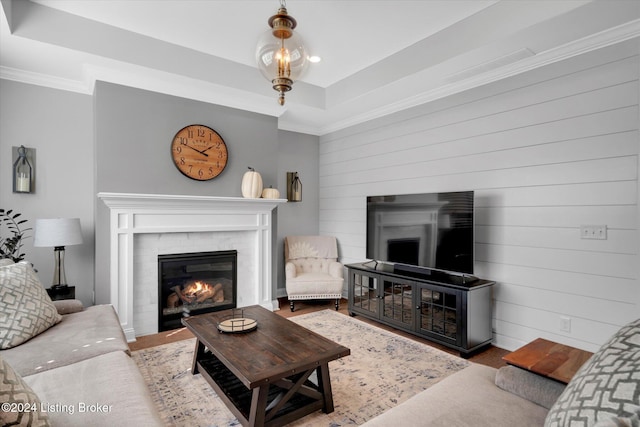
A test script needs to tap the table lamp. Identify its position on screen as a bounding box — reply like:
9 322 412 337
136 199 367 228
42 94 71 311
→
34 218 83 289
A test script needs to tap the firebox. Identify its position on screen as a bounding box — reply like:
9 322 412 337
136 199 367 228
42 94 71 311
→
158 250 237 331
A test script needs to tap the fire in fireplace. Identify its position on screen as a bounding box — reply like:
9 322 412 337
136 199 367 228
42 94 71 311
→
158 250 237 331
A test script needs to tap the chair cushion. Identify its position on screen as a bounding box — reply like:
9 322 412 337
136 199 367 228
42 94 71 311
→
545 318 640 427
0 262 61 349
0 355 51 427
286 272 343 298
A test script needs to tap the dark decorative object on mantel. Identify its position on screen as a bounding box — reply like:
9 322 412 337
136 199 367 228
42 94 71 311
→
0 209 31 262
287 171 302 202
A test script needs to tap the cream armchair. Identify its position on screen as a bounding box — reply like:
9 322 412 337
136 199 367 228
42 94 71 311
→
284 235 344 312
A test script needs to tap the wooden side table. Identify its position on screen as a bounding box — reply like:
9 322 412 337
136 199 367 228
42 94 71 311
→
502 338 593 384
46 286 75 301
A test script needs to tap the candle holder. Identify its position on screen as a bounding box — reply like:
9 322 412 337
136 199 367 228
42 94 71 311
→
12 145 35 194
287 172 302 202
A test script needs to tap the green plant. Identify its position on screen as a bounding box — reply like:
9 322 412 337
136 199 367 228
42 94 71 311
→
0 209 31 262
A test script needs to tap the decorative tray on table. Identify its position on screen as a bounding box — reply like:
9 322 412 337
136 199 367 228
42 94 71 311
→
217 309 258 333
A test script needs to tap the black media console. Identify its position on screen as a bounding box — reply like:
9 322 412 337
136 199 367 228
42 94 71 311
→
346 262 495 357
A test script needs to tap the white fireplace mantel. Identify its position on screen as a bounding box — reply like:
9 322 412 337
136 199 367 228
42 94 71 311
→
98 192 286 341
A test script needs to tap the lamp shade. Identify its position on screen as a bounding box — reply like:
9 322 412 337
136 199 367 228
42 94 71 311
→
34 218 83 247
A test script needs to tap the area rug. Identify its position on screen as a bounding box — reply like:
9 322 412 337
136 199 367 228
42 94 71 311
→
132 310 469 427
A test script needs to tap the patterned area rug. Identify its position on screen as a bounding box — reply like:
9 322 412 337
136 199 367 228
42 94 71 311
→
132 310 469 426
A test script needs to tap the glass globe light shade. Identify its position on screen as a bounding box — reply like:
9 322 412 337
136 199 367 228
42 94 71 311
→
255 28 308 102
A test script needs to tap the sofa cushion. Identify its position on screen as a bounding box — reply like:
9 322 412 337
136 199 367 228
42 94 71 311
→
24 351 163 427
545 318 640 427
361 363 549 427
0 262 61 349
0 305 130 377
0 355 50 427
495 365 566 409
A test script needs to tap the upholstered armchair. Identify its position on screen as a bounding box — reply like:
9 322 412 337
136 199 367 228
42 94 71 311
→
284 235 344 312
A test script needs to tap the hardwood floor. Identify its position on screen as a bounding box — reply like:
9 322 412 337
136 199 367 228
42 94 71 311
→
129 298 509 369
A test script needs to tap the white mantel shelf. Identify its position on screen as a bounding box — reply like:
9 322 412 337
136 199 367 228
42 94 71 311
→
98 192 288 210
98 192 287 341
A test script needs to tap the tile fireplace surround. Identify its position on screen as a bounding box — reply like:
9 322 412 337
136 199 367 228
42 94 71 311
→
98 192 286 341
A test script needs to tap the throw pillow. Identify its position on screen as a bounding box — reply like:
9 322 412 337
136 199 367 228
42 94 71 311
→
593 413 640 427
545 318 640 427
0 262 62 349
0 355 51 427
495 365 566 409
0 259 15 267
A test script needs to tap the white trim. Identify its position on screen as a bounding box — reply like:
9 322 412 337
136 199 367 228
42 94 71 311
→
3 21 638 135
98 192 286 341
318 19 640 135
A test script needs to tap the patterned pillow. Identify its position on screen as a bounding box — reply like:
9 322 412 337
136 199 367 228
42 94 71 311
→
0 262 62 349
0 355 51 426
545 318 640 427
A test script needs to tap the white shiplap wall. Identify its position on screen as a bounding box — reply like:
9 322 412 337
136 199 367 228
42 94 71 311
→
319 40 639 353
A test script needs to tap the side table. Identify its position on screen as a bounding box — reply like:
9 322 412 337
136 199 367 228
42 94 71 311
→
46 286 75 301
502 338 593 384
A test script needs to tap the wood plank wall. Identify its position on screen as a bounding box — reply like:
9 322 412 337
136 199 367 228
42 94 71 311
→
318 40 639 352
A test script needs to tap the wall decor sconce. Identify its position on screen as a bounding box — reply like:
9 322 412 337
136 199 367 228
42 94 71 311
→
12 145 35 193
287 172 302 202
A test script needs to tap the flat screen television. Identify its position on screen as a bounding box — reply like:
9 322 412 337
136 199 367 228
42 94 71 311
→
366 191 474 275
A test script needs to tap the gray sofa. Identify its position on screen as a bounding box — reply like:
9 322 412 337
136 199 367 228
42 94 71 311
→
0 259 163 427
363 317 640 427
1 300 162 426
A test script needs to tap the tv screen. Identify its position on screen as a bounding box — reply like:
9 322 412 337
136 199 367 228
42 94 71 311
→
366 191 474 274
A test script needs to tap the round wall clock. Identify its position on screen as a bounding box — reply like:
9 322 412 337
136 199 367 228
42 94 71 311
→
171 124 228 181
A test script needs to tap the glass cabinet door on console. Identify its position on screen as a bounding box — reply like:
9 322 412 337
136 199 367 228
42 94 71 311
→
347 262 494 356
418 285 460 347
350 271 379 316
381 278 414 329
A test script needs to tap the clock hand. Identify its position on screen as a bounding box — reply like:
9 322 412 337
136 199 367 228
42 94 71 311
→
184 144 209 157
200 145 216 154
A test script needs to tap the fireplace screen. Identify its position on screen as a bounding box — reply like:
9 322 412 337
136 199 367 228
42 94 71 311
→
158 250 237 331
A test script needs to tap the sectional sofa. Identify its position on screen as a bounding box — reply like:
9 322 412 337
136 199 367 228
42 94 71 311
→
363 317 640 427
0 260 162 426
2 258 637 426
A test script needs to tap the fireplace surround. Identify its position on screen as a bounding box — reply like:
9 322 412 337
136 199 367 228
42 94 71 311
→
98 192 286 341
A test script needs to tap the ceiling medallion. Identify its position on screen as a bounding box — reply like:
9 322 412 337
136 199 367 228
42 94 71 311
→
255 0 308 106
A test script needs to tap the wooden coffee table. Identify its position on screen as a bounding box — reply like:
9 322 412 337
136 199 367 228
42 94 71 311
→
503 338 593 384
182 305 350 427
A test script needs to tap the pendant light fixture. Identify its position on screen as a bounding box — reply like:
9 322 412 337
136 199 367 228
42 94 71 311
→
256 0 308 106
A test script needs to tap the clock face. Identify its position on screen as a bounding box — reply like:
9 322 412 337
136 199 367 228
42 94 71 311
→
171 124 228 181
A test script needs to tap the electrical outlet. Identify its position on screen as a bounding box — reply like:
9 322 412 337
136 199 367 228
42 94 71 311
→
560 316 571 333
580 225 607 240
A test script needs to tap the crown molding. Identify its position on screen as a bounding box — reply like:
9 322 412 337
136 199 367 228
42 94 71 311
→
2 19 638 136
0 65 90 94
317 19 640 135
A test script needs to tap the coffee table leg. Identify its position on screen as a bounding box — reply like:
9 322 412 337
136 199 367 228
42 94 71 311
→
192 339 206 375
249 385 269 426
317 363 334 413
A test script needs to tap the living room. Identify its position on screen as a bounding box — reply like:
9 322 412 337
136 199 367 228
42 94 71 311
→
1 1 639 425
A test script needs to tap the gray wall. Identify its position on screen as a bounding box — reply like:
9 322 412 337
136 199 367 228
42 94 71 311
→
319 40 640 353
0 79 320 308
93 82 319 304
275 130 320 294
0 80 95 306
